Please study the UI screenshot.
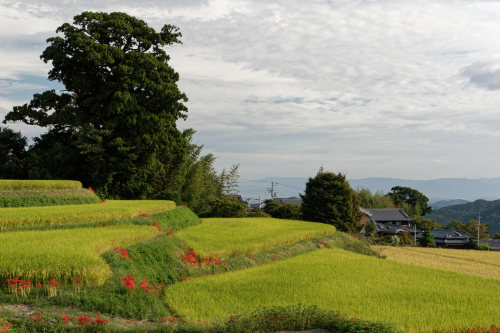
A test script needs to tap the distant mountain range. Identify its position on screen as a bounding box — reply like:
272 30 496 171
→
238 177 500 203
427 199 500 235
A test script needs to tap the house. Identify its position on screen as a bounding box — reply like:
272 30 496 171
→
360 207 421 238
431 229 471 248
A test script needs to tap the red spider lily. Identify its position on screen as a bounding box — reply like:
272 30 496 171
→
77 316 91 326
121 275 137 292
88 187 96 194
100 199 105 203
30 314 44 322
113 247 132 260
180 250 199 264
36 283 42 288
248 254 253 258
182 204 187 207
166 230 174 236
139 213 152 218
61 314 70 324
0 319 12 332
182 277 194 281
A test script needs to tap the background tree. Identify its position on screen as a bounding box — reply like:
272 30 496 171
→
301 169 362 233
0 127 28 179
445 219 490 240
263 199 302 220
386 186 432 216
4 12 188 198
357 188 396 208
418 229 436 247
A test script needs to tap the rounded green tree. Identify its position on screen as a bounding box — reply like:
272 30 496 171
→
4 12 188 198
301 169 362 233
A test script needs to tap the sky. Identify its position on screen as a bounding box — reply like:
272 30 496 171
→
2 0 500 180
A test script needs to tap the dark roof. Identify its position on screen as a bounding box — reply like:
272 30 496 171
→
360 208 415 223
373 222 421 235
431 229 471 240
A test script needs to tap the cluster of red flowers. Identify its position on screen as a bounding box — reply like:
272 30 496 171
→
0 318 12 332
6 277 32 298
121 274 138 292
113 247 132 260
179 249 225 266
29 314 45 322
47 279 59 298
139 213 175 236
182 277 194 281
74 314 110 326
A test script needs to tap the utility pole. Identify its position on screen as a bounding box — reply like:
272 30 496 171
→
267 181 277 199
477 212 483 246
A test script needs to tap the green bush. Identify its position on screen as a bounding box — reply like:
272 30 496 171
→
262 199 302 220
477 243 491 251
206 198 247 218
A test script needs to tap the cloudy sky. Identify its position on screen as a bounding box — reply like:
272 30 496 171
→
2 0 500 180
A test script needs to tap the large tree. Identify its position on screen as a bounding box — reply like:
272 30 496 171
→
4 12 188 198
386 186 432 216
301 169 362 233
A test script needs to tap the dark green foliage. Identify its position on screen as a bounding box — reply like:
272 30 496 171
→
216 305 403 333
418 229 436 247
413 215 441 231
262 199 302 220
494 232 500 239
364 221 376 237
445 219 490 240
301 169 362 233
0 127 28 179
4 12 189 199
206 197 247 218
357 188 396 208
386 186 432 216
245 210 271 217
0 189 100 207
427 198 500 235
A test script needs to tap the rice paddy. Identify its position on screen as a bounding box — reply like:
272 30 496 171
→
374 246 500 280
0 200 176 229
175 217 336 258
166 248 500 333
0 180 82 190
0 225 159 286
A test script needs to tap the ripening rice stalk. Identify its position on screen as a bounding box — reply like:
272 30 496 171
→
0 200 176 229
175 217 336 258
0 225 158 286
0 180 82 190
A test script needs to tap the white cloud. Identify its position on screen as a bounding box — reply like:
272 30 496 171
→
2 0 500 179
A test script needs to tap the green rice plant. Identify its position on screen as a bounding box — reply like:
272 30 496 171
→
0 180 82 190
0 189 100 207
166 248 500 332
0 225 158 286
175 217 336 258
0 200 176 229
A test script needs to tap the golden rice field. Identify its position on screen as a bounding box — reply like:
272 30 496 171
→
0 179 82 190
0 200 176 229
0 225 158 285
374 246 500 280
175 217 335 258
166 248 500 333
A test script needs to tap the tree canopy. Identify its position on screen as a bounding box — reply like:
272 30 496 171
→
4 12 189 198
386 186 432 216
301 169 362 233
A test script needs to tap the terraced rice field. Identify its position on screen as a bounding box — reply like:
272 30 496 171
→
374 246 500 280
0 180 82 190
0 225 159 285
175 217 336 258
166 248 500 332
0 200 176 229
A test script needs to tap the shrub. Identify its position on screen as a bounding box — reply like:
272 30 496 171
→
477 243 491 251
263 199 302 220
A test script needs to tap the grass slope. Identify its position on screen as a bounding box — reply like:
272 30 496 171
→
175 217 335 258
0 200 175 229
166 248 500 333
374 246 500 280
0 225 158 286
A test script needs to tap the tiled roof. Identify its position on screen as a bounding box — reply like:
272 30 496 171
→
431 229 471 240
360 208 415 223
